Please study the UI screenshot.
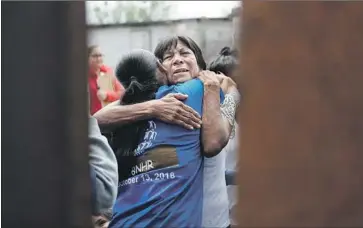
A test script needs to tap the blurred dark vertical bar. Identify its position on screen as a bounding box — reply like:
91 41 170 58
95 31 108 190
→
238 1 363 227
2 2 91 227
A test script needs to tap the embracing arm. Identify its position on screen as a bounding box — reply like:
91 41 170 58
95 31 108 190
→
93 100 154 132
93 93 202 132
201 84 229 157
201 73 240 157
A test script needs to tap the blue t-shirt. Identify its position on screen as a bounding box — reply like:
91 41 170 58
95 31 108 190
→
110 79 224 227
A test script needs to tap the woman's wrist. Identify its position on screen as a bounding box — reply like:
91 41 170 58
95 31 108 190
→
203 82 220 91
145 100 158 118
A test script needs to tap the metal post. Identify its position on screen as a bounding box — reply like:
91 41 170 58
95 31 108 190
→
237 2 363 227
2 2 91 227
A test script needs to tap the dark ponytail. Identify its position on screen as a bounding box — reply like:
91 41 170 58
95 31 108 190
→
110 49 160 181
219 46 238 57
208 46 238 77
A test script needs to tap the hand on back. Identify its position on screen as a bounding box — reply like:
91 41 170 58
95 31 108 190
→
152 93 202 130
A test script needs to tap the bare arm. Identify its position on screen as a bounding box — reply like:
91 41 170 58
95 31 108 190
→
199 71 239 157
93 93 202 132
201 82 229 157
93 100 153 132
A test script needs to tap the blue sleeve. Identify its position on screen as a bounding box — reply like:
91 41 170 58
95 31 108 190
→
175 80 204 115
175 79 225 116
220 89 225 103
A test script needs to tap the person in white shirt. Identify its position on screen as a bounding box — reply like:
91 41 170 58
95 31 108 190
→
202 46 240 228
224 122 238 226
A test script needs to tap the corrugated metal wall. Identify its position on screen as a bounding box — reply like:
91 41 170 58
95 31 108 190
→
87 18 234 69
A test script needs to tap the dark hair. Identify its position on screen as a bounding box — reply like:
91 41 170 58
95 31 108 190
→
116 49 160 104
208 46 238 77
88 45 98 57
110 49 160 181
154 36 206 71
93 208 112 228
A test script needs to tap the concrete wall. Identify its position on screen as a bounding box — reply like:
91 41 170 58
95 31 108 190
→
87 18 233 69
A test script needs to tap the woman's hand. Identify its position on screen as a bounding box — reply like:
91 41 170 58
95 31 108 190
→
216 72 237 94
198 70 221 89
93 93 202 131
198 70 237 94
150 93 202 130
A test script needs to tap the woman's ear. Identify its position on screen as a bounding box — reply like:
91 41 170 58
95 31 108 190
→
156 61 168 85
156 60 168 75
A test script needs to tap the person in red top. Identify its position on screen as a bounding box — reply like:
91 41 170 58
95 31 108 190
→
88 45 124 115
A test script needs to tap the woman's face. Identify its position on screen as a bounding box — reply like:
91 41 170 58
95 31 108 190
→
161 41 200 84
89 46 104 70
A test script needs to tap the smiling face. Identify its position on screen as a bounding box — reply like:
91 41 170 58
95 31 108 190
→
161 41 200 84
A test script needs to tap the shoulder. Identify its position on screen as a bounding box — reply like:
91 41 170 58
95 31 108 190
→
175 78 203 95
155 84 176 99
178 78 203 89
155 79 204 98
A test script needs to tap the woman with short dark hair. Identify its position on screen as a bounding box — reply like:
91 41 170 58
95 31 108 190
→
105 36 239 227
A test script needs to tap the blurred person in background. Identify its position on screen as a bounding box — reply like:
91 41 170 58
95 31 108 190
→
94 36 239 227
89 115 118 226
88 45 125 115
205 46 240 227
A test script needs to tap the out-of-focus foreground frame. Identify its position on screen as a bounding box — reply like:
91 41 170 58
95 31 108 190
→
2 2 91 227
3 1 363 227
237 1 363 227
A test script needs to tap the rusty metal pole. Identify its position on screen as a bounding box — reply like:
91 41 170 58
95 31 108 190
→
237 2 363 227
2 2 90 227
